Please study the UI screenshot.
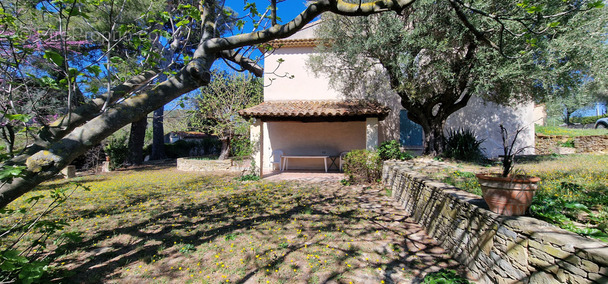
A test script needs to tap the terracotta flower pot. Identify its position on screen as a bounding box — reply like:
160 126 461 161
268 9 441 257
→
476 173 541 216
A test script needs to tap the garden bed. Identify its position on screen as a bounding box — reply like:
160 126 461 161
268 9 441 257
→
412 155 608 242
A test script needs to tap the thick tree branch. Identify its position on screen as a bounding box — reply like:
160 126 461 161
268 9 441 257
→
38 70 160 144
219 50 264 77
200 0 415 54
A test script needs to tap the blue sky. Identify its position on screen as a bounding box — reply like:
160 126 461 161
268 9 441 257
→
227 0 309 27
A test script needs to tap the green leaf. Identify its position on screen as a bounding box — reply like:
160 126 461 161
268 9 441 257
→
236 20 244 29
587 1 605 9
86 65 102 77
0 165 27 181
43 51 64 66
526 38 538 47
39 76 59 89
1 250 29 265
25 194 46 204
68 67 83 79
175 19 190 28
526 6 542 13
564 202 591 213
110 56 125 64
5 113 31 123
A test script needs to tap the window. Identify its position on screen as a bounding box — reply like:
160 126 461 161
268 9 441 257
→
399 110 423 147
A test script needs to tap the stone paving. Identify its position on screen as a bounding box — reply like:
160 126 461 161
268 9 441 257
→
262 170 468 283
262 170 346 183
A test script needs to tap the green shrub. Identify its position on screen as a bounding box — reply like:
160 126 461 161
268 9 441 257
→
235 174 260 181
378 140 414 161
343 149 382 184
399 151 414 160
236 159 260 182
423 269 471 284
378 140 401 160
441 171 482 196
443 128 485 162
104 135 128 170
558 139 575 148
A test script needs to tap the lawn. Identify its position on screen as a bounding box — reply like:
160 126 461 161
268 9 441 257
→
1 167 458 283
535 125 608 136
431 154 608 242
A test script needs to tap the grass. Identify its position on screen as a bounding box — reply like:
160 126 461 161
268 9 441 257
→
535 125 608 136
428 154 608 242
1 167 458 283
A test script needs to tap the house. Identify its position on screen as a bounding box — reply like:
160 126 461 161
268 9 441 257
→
240 23 536 174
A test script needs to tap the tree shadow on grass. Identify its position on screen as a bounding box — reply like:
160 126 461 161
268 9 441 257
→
45 178 461 283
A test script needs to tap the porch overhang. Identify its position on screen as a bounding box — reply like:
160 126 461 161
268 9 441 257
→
238 100 390 122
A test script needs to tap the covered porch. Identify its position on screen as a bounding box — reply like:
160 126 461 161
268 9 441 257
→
239 100 390 177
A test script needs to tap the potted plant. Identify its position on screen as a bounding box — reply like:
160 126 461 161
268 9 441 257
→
476 124 540 216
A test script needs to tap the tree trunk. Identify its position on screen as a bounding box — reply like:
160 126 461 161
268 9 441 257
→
564 108 573 125
418 118 446 156
1 125 15 157
150 106 167 160
218 137 230 160
127 117 148 165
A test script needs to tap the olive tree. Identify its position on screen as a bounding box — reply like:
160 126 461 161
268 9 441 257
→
310 0 607 155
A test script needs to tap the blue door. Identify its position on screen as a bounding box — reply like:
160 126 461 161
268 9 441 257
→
399 110 423 147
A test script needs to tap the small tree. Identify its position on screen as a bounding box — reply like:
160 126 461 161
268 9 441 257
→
190 72 262 160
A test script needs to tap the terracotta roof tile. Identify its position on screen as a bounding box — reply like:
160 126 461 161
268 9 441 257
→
266 38 319 48
239 100 390 121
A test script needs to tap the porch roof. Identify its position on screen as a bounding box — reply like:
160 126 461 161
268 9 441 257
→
238 100 390 122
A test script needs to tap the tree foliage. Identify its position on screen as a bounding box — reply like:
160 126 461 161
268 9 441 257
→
190 72 262 160
310 0 607 155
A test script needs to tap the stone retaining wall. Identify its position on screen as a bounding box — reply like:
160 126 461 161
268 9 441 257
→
536 134 608 155
177 158 251 172
383 161 608 283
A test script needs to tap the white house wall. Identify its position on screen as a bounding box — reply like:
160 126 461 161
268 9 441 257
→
262 121 365 170
264 47 342 101
446 96 536 158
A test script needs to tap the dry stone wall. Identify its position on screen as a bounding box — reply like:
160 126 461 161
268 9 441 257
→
177 158 250 172
536 134 608 155
383 161 608 284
